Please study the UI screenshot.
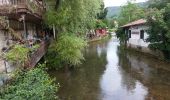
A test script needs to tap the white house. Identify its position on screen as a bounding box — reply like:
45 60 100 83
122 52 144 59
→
121 19 149 48
121 19 165 59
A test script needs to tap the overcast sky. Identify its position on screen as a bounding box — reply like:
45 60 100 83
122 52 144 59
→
104 0 148 7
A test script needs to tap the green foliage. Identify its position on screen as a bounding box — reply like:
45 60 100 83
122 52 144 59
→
0 65 59 100
116 0 145 45
107 17 118 29
118 1 145 26
96 20 107 29
97 1 108 19
44 0 103 69
148 0 169 9
116 28 128 45
5 45 30 65
46 33 87 68
31 44 40 52
4 44 40 66
44 0 102 33
146 0 170 59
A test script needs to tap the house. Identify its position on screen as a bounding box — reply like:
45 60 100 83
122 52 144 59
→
121 19 164 58
0 0 50 73
121 19 149 48
95 28 107 37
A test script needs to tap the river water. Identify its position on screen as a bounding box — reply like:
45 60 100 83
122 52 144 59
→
49 38 170 100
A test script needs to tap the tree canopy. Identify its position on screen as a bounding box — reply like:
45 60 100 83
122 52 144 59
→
146 0 170 59
118 1 145 26
116 0 145 45
44 0 104 68
45 0 102 34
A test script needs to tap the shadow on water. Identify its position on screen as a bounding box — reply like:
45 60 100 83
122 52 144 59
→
49 38 170 100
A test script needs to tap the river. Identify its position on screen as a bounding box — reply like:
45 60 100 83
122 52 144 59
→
49 38 170 100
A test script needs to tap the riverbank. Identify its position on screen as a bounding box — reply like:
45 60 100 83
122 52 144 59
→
87 35 111 43
125 44 168 62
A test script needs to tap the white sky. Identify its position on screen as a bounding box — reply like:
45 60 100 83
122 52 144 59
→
104 0 148 7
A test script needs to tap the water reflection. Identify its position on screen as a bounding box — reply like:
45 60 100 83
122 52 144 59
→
99 40 147 100
118 47 170 100
49 38 170 100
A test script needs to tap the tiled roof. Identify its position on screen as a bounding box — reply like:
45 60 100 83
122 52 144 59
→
121 19 147 28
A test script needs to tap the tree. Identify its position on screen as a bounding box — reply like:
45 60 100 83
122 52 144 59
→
44 0 102 34
44 0 102 68
116 0 145 45
96 20 107 29
118 1 145 26
97 1 108 20
46 33 87 69
148 0 169 9
146 0 170 59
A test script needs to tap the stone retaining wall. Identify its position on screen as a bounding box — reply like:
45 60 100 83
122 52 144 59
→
127 43 165 60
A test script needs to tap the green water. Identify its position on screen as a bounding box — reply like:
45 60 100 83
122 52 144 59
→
49 38 170 100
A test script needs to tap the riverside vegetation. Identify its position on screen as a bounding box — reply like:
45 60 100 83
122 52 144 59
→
0 0 107 99
116 0 170 60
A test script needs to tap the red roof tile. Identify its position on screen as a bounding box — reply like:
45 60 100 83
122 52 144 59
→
121 19 147 28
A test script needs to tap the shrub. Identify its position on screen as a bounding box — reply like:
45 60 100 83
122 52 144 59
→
0 66 59 100
5 45 30 66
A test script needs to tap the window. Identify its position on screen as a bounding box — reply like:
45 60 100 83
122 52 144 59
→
129 30 131 38
140 30 144 39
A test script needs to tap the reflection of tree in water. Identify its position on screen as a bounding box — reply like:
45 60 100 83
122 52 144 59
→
117 47 170 100
117 46 137 93
50 41 108 100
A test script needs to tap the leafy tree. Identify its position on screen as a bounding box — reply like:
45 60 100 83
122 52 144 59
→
146 0 170 59
96 20 107 29
97 1 108 20
44 0 102 34
116 28 128 46
118 1 145 26
148 0 169 9
46 33 87 68
116 0 145 45
44 0 102 68
107 15 118 29
0 65 59 100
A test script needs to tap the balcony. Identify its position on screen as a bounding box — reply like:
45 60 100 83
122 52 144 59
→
0 0 44 19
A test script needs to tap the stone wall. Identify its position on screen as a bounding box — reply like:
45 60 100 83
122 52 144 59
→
127 43 165 60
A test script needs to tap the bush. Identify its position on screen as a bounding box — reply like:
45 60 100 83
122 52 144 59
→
96 20 107 29
0 66 59 100
4 44 40 67
5 45 30 66
116 28 128 45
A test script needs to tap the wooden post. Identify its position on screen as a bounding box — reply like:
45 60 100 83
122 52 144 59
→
53 24 56 39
